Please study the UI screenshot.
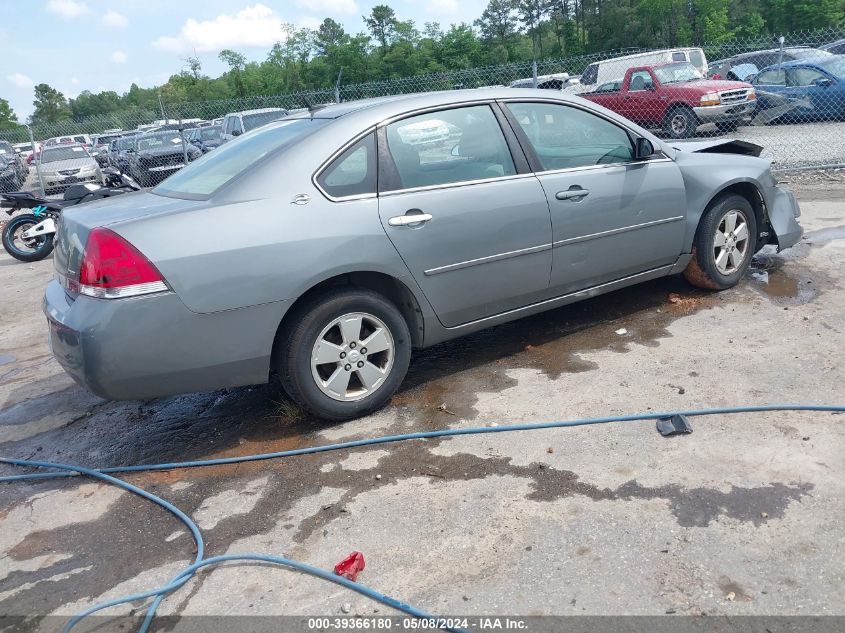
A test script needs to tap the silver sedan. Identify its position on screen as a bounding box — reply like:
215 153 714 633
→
45 89 802 420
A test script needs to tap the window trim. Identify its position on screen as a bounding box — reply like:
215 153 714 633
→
312 126 378 202
376 102 523 194
497 97 665 174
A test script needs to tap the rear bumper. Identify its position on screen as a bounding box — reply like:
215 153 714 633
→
43 280 291 400
693 101 757 122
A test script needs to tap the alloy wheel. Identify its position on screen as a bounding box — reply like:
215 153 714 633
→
310 312 395 402
713 209 750 275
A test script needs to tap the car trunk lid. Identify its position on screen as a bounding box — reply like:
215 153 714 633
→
54 190 206 299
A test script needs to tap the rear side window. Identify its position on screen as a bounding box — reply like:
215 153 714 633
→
505 102 634 170
316 133 377 199
383 105 515 191
629 70 654 91
672 52 687 62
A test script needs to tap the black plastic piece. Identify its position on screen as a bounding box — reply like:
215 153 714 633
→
656 414 693 436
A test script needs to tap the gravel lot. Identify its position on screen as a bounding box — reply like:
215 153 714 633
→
0 183 844 632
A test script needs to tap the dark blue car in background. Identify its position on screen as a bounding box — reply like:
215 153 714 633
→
751 56 845 123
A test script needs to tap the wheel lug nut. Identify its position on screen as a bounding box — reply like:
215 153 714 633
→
361 348 367 354
340 352 346 359
344 364 351 371
357 361 364 368
349 342 356 349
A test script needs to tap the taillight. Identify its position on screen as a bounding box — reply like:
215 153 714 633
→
78 227 168 299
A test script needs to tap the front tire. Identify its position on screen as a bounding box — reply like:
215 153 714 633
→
277 288 412 420
663 106 698 139
2 214 55 262
683 194 757 290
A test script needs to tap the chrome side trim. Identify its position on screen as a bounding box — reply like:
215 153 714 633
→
380 173 536 197
553 216 684 247
446 265 676 330
311 126 378 203
535 157 672 177
424 243 552 276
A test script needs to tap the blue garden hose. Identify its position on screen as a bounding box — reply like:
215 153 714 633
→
3 403 844 633
3 403 844 484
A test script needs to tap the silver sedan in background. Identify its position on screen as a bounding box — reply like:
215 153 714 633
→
38 144 102 194
45 89 802 420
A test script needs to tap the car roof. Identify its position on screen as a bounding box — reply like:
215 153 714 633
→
280 88 602 128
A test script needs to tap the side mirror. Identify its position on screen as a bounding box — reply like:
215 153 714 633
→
232 129 242 137
635 137 655 159
813 77 834 88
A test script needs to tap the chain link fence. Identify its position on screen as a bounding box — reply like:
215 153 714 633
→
2 27 844 199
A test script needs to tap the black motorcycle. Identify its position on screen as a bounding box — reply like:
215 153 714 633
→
1 169 140 262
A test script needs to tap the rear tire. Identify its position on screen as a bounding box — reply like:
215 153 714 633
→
683 194 757 290
663 106 698 139
2 214 55 262
277 288 412 421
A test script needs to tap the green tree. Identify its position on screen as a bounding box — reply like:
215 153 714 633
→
219 49 247 97
474 0 519 64
0 98 18 130
31 83 71 125
365 4 399 53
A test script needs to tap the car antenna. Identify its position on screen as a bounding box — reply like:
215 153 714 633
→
299 94 327 117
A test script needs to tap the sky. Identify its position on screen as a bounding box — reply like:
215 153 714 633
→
1 0 487 121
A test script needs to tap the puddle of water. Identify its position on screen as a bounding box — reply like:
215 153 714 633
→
748 252 819 305
804 225 845 246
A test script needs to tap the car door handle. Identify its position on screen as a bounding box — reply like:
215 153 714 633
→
388 212 433 226
556 189 590 201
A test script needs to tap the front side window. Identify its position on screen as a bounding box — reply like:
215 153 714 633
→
790 67 827 86
317 133 376 199
505 102 634 171
384 105 515 191
755 69 786 86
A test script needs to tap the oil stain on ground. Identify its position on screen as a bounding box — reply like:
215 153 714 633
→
3 436 812 628
395 276 721 424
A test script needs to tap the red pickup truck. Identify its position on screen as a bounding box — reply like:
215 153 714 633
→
581 62 757 138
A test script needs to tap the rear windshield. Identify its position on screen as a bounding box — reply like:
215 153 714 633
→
197 126 222 140
154 117 330 198
654 63 703 84
41 146 90 162
137 132 183 150
821 57 845 77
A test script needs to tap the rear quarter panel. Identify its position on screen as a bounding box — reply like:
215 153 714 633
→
112 126 419 315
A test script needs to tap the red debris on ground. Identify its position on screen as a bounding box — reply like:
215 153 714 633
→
334 551 366 581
